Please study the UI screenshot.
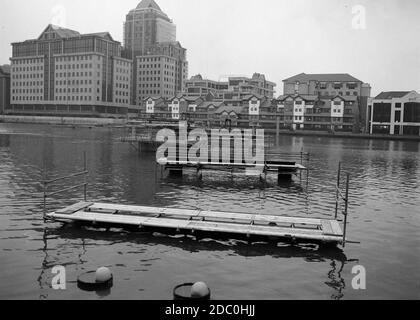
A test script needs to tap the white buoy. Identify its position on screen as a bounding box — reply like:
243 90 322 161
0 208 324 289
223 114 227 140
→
191 282 210 298
95 267 112 283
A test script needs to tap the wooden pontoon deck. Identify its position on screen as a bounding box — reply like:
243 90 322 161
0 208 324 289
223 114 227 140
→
160 159 308 181
46 202 345 244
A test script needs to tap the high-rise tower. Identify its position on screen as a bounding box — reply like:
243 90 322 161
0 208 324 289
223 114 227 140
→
123 0 176 58
123 0 187 105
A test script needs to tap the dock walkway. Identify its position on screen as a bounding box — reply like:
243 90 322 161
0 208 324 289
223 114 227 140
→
47 202 344 244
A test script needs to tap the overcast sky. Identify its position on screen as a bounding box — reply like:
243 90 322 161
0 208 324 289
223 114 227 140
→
1 0 419 96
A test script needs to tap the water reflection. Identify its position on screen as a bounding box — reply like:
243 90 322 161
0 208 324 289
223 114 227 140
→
37 222 352 300
1 124 419 299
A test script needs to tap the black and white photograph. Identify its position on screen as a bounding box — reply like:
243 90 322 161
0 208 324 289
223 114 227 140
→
0 0 419 305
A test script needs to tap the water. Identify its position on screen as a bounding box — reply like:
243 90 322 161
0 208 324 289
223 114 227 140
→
0 123 419 300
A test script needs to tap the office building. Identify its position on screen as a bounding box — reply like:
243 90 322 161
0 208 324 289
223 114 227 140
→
367 91 420 135
276 94 359 132
184 73 276 104
136 41 188 104
124 0 187 105
123 0 176 57
185 75 229 98
282 73 371 131
8 24 133 117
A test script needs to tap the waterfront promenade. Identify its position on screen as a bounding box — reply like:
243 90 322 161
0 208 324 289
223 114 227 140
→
2 115 420 141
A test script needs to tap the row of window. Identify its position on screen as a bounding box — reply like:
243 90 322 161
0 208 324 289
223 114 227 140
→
138 77 165 82
138 57 173 63
12 81 43 87
139 89 174 98
56 72 100 78
56 55 100 62
317 91 358 96
139 70 162 76
298 109 353 115
12 58 43 65
115 90 129 97
56 96 100 101
56 63 99 70
12 65 43 72
115 98 129 104
12 73 43 79
281 101 354 106
144 107 352 115
115 83 129 89
56 79 99 86
115 67 130 74
12 88 43 94
115 75 130 82
139 64 175 70
12 96 42 101
139 78 174 86
115 60 131 67
55 88 97 94
317 83 358 90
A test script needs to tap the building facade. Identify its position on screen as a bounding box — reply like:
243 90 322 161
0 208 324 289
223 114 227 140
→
0 65 11 114
136 41 188 104
283 73 371 132
367 91 420 135
185 74 229 98
184 73 276 103
139 93 278 130
138 91 365 133
8 24 134 117
276 94 359 132
227 73 276 99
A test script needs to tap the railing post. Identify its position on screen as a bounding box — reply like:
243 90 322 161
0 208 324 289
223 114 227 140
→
342 173 350 247
43 180 47 221
43 161 47 221
335 162 341 219
83 151 87 202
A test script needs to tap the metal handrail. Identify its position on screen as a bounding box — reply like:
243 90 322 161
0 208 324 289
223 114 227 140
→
46 183 88 197
43 152 88 221
44 171 88 185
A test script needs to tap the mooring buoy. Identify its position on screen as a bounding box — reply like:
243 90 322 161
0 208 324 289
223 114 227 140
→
173 282 211 300
77 267 113 291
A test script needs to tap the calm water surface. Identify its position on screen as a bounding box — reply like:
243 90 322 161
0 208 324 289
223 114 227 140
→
0 123 419 300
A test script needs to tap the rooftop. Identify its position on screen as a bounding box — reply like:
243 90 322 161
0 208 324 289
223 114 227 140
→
198 101 224 109
14 24 118 44
375 91 412 99
215 106 244 115
278 94 319 101
129 0 170 20
0 65 11 75
283 73 362 83
136 0 162 11
45 24 80 38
